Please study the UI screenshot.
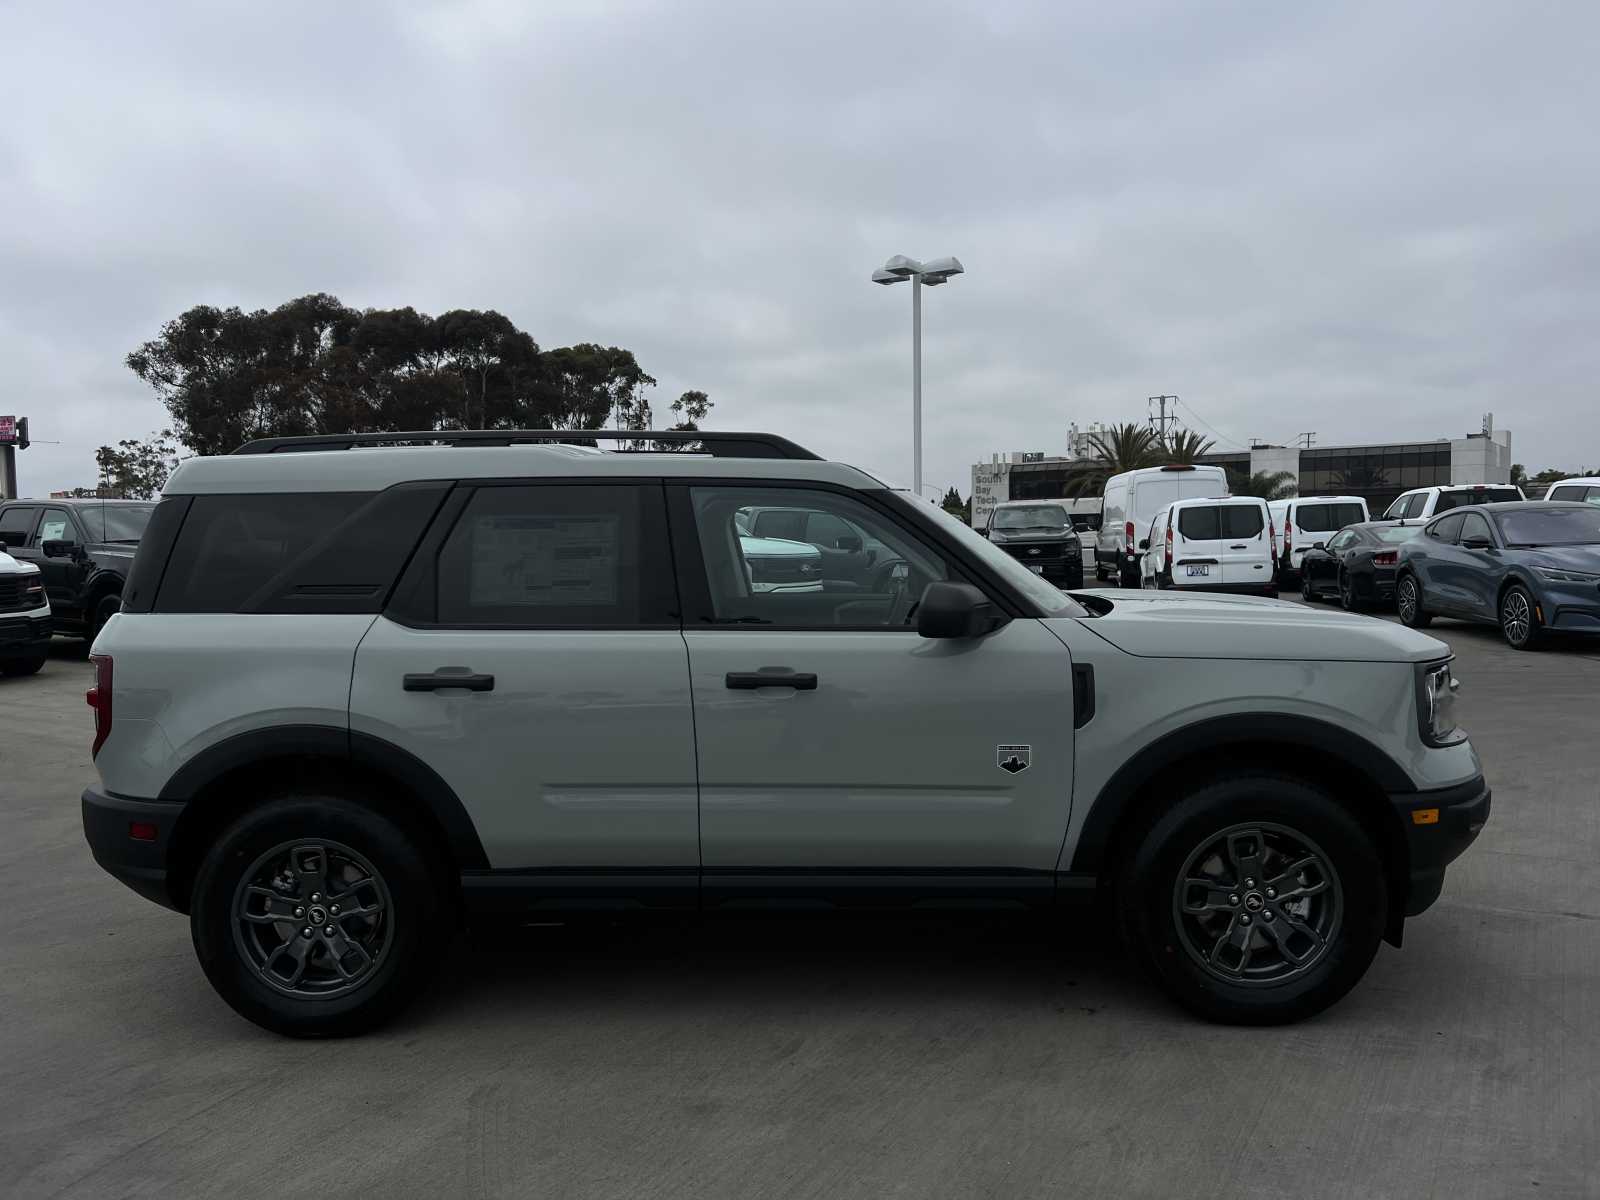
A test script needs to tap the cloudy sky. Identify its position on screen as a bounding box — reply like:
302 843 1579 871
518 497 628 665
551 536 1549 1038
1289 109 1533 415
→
4 0 1597 496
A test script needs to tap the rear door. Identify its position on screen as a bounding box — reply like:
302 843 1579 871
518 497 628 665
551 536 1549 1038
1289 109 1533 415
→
1173 503 1222 583
349 480 700 892
1218 502 1271 587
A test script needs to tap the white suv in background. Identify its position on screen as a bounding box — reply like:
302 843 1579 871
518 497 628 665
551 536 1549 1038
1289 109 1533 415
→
82 429 1489 1037
1542 477 1600 504
1140 497 1277 596
1268 496 1370 585
1380 484 1524 523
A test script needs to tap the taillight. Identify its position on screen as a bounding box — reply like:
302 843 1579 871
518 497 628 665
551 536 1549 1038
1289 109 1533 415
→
1282 520 1291 557
1164 524 1173 568
1269 520 1277 559
87 654 112 758
1125 520 1135 551
1373 551 1398 566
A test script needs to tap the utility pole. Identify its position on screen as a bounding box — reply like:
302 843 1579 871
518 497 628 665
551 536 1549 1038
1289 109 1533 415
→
1148 395 1178 443
1296 431 1317 449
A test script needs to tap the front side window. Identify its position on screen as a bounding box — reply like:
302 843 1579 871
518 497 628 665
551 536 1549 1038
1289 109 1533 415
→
437 484 674 626
1404 493 1429 519
689 486 952 628
1459 513 1494 545
31 509 76 546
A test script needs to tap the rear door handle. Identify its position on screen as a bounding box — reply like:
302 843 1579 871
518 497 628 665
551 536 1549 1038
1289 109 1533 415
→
404 668 496 692
1230 543 1249 549
726 668 818 690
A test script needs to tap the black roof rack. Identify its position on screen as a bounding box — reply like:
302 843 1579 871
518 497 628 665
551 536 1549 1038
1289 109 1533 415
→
232 429 821 460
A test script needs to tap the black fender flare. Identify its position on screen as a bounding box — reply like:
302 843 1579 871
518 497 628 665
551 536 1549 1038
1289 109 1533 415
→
159 724 488 870
1068 713 1414 874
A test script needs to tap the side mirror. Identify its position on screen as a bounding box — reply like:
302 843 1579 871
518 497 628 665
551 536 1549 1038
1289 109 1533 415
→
835 534 863 553
917 581 1005 639
1313 541 1326 551
1462 534 1493 550
1138 538 1150 551
41 539 79 559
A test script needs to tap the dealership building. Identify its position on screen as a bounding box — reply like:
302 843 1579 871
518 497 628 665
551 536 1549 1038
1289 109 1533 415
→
971 423 1513 528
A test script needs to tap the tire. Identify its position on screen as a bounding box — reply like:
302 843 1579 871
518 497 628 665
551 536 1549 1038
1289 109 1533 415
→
1300 571 1317 603
190 793 448 1037
1119 565 1140 589
1396 573 1432 628
89 592 121 642
0 653 46 677
1117 772 1387 1025
1499 583 1542 651
1338 569 1364 612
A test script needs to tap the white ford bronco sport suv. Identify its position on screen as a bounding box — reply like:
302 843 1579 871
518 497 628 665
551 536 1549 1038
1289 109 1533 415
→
82 430 1490 1036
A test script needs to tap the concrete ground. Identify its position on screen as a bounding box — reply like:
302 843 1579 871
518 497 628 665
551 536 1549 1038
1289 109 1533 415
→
2 606 1598 1199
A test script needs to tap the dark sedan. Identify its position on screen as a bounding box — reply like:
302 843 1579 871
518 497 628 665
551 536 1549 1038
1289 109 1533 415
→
1299 521 1420 610
1396 502 1600 649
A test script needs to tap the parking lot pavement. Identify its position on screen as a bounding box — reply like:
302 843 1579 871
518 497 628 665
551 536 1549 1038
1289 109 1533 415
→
3 614 1598 1200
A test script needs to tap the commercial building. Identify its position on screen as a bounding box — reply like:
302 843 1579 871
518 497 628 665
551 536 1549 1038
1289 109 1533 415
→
971 423 1512 525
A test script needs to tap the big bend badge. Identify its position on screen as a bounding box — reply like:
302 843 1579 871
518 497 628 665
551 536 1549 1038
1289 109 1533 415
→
997 744 1031 774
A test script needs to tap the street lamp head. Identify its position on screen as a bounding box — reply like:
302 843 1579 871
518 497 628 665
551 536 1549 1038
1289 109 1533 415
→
918 256 964 282
871 268 905 285
881 254 921 278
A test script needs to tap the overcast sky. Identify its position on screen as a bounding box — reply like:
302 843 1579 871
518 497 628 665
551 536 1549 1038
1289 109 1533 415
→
4 0 1597 496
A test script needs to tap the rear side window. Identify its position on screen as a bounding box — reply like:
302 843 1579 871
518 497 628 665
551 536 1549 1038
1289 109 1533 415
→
435 484 675 627
1177 507 1220 540
1294 503 1365 532
1220 505 1265 538
153 487 446 613
1550 485 1585 502
1435 487 1520 512
1427 513 1466 543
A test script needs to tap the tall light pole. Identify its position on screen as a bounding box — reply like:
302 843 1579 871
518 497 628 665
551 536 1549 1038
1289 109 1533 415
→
873 254 963 495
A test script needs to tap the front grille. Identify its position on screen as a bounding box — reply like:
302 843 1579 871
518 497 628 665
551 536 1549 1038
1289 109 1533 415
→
0 577 42 613
749 557 817 584
1000 541 1077 564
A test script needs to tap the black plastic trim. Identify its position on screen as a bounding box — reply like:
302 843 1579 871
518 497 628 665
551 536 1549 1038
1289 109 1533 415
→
81 787 184 911
1068 713 1417 873
700 867 1056 912
1390 775 1490 916
1072 663 1096 729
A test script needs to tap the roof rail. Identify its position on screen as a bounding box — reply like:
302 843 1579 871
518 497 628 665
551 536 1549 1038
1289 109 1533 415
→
232 429 821 460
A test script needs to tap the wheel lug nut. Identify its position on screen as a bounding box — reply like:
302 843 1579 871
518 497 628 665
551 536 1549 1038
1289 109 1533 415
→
301 927 313 938
311 892 322 902
330 905 340 915
293 906 305 918
324 927 335 937
1244 878 1256 888
1240 915 1251 925
1264 911 1275 922
1265 888 1276 899
1228 894 1240 906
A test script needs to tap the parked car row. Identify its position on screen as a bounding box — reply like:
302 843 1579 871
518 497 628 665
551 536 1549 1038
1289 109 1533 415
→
0 542 52 676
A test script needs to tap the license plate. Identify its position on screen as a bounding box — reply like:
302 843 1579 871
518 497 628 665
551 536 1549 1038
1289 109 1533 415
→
1185 565 1211 577
1028 564 1045 574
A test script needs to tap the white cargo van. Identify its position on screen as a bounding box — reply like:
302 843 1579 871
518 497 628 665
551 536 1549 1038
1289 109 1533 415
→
1139 497 1277 595
1096 464 1229 586
1267 495 1370 585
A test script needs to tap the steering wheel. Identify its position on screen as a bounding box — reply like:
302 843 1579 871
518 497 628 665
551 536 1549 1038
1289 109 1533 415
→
866 556 908 593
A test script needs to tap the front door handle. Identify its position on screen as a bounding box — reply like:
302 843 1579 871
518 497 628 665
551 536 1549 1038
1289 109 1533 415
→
404 668 495 692
726 668 818 690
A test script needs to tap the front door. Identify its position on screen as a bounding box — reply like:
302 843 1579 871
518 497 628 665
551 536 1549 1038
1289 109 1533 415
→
27 507 87 617
671 483 1077 897
349 481 700 888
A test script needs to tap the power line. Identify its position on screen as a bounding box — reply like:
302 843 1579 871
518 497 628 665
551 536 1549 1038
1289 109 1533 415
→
1177 398 1248 450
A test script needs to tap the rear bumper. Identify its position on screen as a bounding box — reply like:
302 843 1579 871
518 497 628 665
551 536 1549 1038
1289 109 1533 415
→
1390 775 1491 916
82 786 184 911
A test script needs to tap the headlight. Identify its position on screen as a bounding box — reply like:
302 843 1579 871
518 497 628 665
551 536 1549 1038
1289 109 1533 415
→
1535 566 1600 584
1417 659 1463 747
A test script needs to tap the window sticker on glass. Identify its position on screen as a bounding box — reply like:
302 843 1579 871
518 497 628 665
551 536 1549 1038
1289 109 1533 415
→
38 518 69 542
467 514 620 607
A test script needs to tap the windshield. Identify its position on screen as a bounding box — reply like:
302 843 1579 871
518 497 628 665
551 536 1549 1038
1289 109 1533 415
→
82 503 156 542
1436 488 1521 512
992 504 1069 530
1376 526 1421 544
1495 507 1600 547
917 499 1083 616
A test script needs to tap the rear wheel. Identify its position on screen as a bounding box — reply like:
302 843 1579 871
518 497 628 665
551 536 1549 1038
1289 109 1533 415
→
1397 574 1432 628
190 793 447 1037
1118 773 1387 1024
0 653 46 677
1499 584 1542 650
1339 569 1364 612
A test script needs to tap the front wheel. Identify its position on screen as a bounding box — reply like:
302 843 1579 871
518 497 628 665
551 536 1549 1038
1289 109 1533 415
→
1300 570 1317 603
1397 574 1432 628
190 794 448 1037
89 592 121 642
1499 584 1542 650
1118 773 1387 1025
0 653 46 677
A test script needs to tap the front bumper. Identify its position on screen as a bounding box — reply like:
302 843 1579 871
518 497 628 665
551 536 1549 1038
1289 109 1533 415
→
1535 581 1600 633
82 786 185 911
0 609 52 655
1390 775 1491 916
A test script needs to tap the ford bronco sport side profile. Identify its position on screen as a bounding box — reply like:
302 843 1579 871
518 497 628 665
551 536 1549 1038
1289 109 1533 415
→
81 430 1490 1036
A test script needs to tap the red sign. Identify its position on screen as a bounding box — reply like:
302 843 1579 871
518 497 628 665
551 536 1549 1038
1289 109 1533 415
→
0 416 13 444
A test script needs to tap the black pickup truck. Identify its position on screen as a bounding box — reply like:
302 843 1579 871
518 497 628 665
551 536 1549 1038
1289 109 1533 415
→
0 498 155 639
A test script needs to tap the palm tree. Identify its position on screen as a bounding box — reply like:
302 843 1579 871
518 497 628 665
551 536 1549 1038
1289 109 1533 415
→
1069 422 1158 496
1232 470 1298 500
1157 429 1215 464
1333 465 1389 490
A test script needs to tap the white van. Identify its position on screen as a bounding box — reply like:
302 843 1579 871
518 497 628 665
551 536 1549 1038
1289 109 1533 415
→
1267 495 1370 584
1140 496 1277 596
1096 464 1229 586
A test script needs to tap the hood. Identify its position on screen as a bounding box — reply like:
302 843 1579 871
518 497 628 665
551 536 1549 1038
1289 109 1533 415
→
0 548 38 576
1521 544 1600 572
1070 589 1449 663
